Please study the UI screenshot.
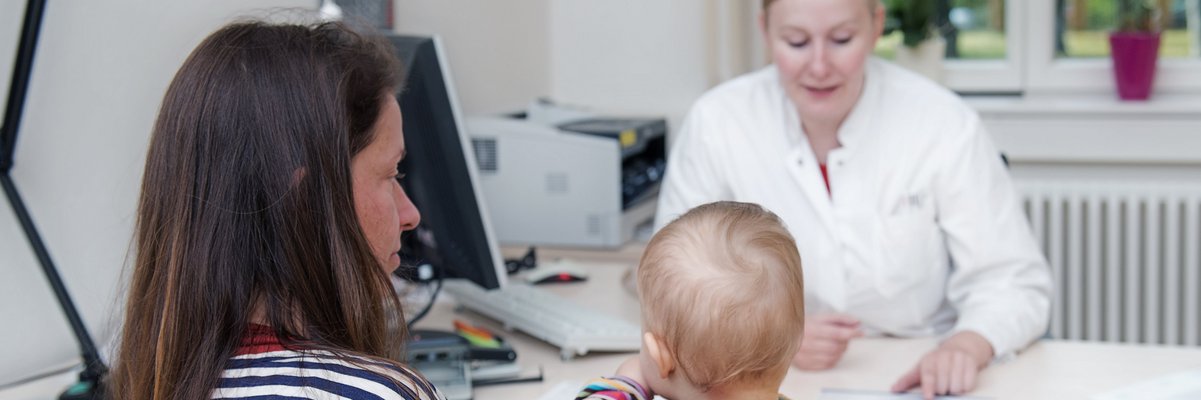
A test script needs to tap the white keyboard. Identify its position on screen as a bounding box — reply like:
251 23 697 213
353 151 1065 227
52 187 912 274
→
442 279 642 360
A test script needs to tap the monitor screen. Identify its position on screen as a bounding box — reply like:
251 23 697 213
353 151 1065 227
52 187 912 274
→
388 35 507 290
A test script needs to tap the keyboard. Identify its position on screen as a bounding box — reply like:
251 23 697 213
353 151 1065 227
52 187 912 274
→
442 279 642 360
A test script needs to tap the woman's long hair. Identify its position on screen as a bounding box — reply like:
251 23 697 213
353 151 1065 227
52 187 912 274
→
112 20 406 399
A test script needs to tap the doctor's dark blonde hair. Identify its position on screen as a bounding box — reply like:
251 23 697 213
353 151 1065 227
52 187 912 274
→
638 201 805 392
112 20 418 399
762 0 880 14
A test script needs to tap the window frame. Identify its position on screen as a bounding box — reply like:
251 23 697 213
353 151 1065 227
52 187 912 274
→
1024 0 1201 96
736 0 1201 97
942 0 1026 92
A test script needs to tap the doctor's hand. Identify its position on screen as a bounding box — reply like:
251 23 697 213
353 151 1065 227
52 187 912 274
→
891 331 994 400
791 314 865 370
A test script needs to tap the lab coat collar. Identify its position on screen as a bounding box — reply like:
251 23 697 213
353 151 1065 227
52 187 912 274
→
833 57 884 150
774 76 839 231
773 59 885 235
768 68 806 150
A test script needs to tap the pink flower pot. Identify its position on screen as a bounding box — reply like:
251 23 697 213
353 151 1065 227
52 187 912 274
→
1109 32 1161 101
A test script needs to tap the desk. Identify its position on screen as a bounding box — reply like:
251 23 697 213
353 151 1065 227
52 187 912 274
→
440 245 1201 399
4 245 1200 399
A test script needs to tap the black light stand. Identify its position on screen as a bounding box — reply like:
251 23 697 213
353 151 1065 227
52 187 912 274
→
2 0 108 398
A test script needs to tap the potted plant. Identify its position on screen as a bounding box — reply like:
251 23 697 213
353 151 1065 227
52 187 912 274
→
885 0 945 82
1110 0 1161 100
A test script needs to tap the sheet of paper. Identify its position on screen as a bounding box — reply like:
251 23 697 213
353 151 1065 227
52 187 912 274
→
1091 368 1201 400
819 388 991 400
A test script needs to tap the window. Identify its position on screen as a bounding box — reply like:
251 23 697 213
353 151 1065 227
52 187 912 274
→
874 0 1023 92
948 0 1010 59
1028 0 1201 95
876 0 1008 60
1058 0 1201 59
865 0 1201 95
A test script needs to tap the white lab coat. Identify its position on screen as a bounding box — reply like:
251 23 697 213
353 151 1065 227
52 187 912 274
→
655 58 1052 358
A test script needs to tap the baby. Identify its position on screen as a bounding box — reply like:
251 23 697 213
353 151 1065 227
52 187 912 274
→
576 201 806 400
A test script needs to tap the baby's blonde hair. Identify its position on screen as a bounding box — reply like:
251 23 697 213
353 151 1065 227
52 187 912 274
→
638 201 805 392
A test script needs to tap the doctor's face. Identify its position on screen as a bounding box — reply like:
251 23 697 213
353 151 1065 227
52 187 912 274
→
762 0 883 127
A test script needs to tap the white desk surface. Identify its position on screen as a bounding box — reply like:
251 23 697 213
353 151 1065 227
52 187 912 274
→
449 245 1201 399
5 244 1200 400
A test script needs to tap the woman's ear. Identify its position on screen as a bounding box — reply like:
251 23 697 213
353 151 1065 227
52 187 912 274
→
872 1 886 41
643 332 674 379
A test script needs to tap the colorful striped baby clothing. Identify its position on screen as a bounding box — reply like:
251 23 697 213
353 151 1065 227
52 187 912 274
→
574 375 793 400
575 375 650 400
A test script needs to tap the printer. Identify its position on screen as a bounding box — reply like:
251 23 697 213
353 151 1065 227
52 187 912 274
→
466 112 667 248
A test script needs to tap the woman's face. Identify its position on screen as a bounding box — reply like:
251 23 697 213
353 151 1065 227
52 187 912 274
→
762 0 882 127
351 95 421 273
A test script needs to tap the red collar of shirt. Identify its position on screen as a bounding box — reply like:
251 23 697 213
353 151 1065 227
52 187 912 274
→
235 323 294 356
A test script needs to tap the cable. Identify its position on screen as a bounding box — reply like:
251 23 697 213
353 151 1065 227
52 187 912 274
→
405 265 443 329
0 362 81 392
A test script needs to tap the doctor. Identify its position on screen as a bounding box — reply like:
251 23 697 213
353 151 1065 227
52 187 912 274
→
654 0 1052 398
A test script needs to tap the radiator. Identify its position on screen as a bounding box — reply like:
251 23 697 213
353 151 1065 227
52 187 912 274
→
1017 180 1201 346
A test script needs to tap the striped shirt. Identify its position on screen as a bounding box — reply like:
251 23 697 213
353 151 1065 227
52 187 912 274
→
213 325 445 400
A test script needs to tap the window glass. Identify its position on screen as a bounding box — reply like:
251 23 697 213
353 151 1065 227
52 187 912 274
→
875 0 1008 60
1057 0 1201 58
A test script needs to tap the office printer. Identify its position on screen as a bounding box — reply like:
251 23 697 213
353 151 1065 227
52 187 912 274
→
466 114 666 248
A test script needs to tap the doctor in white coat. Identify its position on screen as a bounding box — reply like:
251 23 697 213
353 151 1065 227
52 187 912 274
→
654 0 1052 398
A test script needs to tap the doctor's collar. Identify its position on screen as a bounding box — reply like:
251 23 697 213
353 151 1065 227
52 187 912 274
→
831 58 884 149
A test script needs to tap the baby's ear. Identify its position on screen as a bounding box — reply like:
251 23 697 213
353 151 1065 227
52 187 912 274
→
643 332 675 379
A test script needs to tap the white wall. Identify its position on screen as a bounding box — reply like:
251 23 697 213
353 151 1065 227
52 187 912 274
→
0 0 578 384
391 0 727 128
393 0 550 116
389 0 748 140
549 0 714 127
0 0 309 385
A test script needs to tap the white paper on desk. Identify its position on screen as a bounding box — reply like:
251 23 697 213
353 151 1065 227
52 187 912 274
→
1090 368 1201 400
820 388 990 400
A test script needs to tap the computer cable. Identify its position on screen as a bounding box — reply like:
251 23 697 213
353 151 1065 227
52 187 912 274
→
405 262 442 329
0 362 81 392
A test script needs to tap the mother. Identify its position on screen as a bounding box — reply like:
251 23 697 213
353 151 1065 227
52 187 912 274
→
111 20 440 399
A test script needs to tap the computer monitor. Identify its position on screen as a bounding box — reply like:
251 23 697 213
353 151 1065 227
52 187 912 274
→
388 35 508 290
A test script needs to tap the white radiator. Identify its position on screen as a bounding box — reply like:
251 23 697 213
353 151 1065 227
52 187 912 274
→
1017 180 1201 346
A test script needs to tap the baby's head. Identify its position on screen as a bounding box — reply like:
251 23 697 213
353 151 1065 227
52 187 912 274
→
637 201 805 397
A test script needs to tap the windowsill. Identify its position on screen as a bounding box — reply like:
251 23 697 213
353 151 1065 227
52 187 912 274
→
964 93 1201 118
964 93 1201 165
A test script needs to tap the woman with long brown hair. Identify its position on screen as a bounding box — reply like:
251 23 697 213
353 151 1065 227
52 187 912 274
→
111 19 442 400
